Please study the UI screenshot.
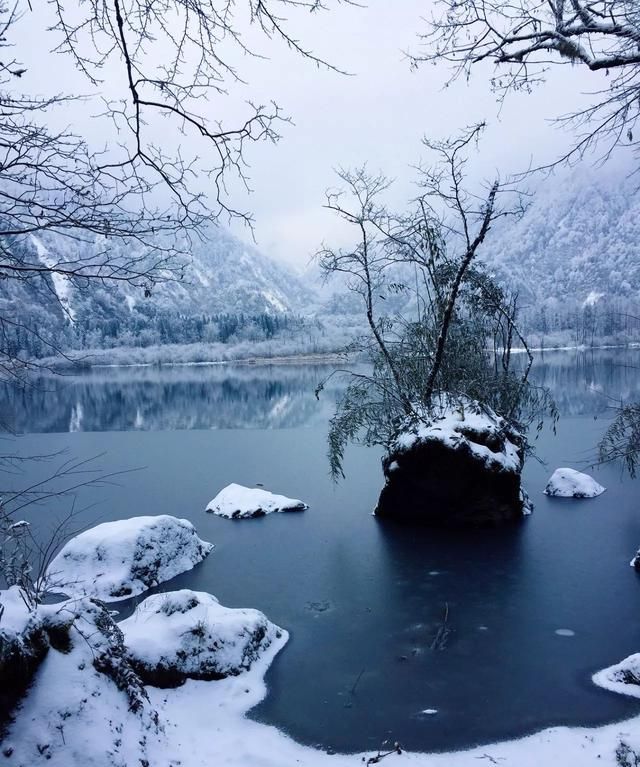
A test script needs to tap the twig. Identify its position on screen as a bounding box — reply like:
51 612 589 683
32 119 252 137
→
351 667 365 695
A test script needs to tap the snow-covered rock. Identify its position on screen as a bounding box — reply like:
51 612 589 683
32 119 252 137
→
120 589 282 687
593 653 640 699
375 399 528 525
206 483 308 519
391 401 523 473
0 588 50 728
544 468 605 498
1 592 162 765
46 515 213 601
630 550 640 572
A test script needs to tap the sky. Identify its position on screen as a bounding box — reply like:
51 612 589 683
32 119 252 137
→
13 0 618 270
216 1 612 269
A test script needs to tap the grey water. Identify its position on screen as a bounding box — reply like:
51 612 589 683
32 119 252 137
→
4 348 640 754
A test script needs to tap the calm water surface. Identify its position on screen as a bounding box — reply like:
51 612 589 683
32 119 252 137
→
4 349 640 753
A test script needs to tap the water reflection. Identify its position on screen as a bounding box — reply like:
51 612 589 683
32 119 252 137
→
0 364 341 433
529 348 640 416
5 350 640 752
1 348 639 433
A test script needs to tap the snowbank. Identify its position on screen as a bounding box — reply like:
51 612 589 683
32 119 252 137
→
593 654 640 699
0 587 51 727
46 515 213 601
4 578 640 766
206 483 308 519
1 591 163 765
120 589 282 686
544 468 606 498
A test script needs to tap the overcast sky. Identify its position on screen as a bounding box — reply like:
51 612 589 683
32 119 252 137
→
220 1 613 269
17 0 617 270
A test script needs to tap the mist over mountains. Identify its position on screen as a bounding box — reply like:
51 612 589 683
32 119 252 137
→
1 227 314 359
2 165 639 362
481 165 640 344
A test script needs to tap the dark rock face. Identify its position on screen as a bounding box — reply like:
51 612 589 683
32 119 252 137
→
375 417 529 526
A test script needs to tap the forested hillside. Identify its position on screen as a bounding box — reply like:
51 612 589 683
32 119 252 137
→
1 228 313 359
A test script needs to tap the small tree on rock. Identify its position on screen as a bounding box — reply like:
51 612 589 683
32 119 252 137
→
317 126 556 489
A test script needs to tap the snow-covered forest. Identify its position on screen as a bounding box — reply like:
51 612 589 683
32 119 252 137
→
2 164 639 367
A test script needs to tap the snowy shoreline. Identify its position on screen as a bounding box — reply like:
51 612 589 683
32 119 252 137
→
3 505 640 766
32 341 640 374
7 589 640 767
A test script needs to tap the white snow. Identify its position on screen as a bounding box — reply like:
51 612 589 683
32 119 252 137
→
134 407 144 428
4 580 640 767
125 294 137 312
544 468 606 498
206 483 308 519
393 399 522 473
262 290 287 313
30 235 76 323
1 593 164 766
46 515 214 601
0 584 33 634
120 589 281 682
593 654 640 699
583 290 605 308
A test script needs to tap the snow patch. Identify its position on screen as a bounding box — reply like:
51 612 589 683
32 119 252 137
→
583 290 605 308
392 399 523 473
1 593 163 766
69 402 83 432
46 515 213 601
262 290 287 313
206 483 308 519
593 654 640 699
30 235 76 323
0 585 34 635
544 468 606 498
125 294 137 312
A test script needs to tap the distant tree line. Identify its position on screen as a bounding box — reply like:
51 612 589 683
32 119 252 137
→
6 309 307 359
519 298 640 347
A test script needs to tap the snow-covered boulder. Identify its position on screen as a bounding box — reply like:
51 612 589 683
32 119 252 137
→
375 399 529 525
120 589 283 687
544 468 605 498
1 593 162 765
593 653 640 699
46 515 214 601
206 483 308 519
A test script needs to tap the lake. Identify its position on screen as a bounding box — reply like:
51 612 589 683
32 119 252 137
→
3 348 640 754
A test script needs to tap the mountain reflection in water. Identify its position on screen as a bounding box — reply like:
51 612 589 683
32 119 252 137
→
1 349 639 434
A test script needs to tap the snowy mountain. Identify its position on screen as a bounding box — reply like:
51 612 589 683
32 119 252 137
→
3 164 639 360
1 227 313 356
310 164 640 346
483 164 640 306
476 164 640 343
